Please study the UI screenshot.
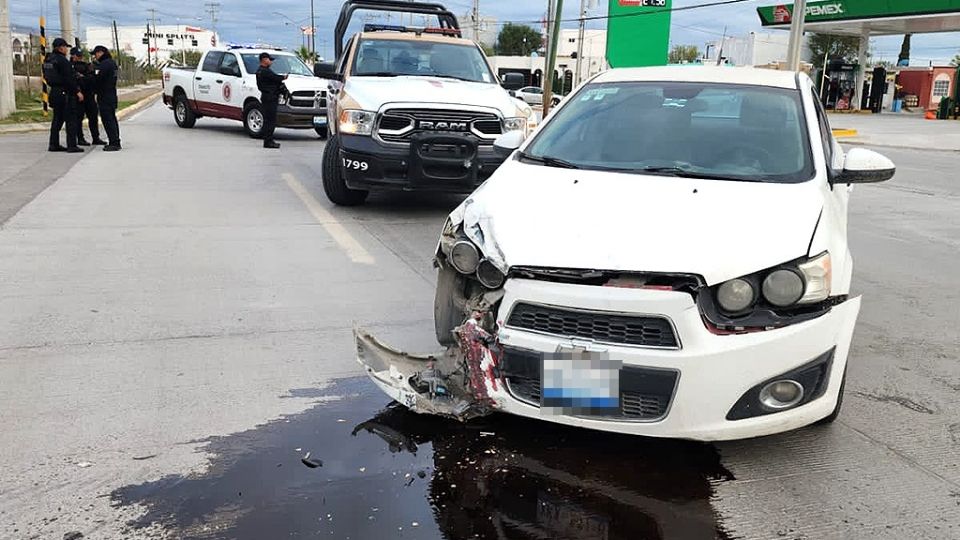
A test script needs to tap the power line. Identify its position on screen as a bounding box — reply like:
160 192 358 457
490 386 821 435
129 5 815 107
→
204 2 220 33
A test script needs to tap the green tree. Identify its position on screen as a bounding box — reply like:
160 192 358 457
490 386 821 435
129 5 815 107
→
668 45 700 64
169 50 203 66
295 46 318 64
495 24 542 56
807 33 861 63
952 54 960 67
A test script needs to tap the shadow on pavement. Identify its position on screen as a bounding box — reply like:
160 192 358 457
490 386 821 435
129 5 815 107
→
112 377 732 539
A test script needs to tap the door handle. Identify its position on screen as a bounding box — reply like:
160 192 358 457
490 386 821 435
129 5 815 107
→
215 79 224 84
195 77 202 80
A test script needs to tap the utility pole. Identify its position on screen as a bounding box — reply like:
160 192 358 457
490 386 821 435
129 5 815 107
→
205 2 220 34
148 9 158 66
785 0 807 71
310 0 316 60
471 0 479 43
542 0 564 117
0 0 16 119
574 0 586 86
75 0 80 46
59 0 74 44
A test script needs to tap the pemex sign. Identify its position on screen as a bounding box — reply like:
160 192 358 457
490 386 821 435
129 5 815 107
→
759 0 960 26
606 0 673 68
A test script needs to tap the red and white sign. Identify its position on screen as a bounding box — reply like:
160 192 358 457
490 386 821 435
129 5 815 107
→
301 26 315 36
185 26 203 33
773 5 792 23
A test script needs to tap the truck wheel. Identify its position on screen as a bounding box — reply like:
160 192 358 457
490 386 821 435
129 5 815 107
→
816 368 847 425
322 137 368 206
314 125 328 139
242 102 264 139
174 94 196 128
434 264 466 346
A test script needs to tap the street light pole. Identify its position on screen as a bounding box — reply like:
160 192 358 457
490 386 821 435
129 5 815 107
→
786 0 807 71
310 0 316 60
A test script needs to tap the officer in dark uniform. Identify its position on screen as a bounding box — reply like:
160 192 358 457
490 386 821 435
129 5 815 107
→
70 47 105 146
45 38 84 153
92 45 121 151
255 52 288 149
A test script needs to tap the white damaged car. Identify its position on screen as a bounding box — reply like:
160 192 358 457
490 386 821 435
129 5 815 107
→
356 66 896 441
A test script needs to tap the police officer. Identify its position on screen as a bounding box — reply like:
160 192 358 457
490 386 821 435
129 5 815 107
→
91 46 121 151
70 47 105 146
255 52 288 149
45 38 84 153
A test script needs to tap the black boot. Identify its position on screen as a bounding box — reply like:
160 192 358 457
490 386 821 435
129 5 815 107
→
77 139 91 147
263 140 281 149
103 145 121 152
92 139 108 145
66 147 84 153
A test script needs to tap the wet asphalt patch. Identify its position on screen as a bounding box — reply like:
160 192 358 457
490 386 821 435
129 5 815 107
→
112 377 732 539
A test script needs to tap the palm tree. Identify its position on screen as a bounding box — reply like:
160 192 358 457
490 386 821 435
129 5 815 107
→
295 46 317 64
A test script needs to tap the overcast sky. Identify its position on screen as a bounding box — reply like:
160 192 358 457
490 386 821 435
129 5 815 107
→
9 0 960 64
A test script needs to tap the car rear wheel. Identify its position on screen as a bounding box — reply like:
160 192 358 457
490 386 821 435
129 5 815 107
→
174 94 196 128
321 137 368 206
434 264 466 346
242 103 264 139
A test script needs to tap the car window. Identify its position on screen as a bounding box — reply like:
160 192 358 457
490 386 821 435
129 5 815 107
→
352 39 494 83
811 87 837 171
219 53 241 77
201 51 224 73
240 54 313 77
524 81 815 184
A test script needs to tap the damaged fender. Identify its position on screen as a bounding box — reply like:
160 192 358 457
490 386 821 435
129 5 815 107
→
355 316 505 421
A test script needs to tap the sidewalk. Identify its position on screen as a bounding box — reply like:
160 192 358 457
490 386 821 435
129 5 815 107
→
0 82 163 134
830 112 960 152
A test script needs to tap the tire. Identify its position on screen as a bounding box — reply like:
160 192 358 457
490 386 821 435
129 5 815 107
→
434 264 465 346
816 367 847 425
242 102 264 139
173 94 196 128
314 125 328 139
321 137 369 206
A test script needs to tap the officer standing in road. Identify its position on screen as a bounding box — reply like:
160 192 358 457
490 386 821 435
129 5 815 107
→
70 48 105 146
256 52 288 149
44 38 84 153
92 45 121 152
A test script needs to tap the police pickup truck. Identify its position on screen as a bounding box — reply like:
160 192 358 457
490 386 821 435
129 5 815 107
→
162 47 329 138
315 0 532 205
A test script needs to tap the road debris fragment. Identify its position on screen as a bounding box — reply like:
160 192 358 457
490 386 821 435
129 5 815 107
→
300 452 323 469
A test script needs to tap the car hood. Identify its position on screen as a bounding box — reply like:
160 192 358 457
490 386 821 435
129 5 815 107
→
282 74 328 92
345 76 525 117
450 160 824 286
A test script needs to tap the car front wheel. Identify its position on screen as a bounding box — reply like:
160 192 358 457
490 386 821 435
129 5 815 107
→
434 264 466 346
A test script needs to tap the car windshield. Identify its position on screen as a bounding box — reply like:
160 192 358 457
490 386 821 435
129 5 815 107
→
351 38 494 83
523 81 815 183
241 54 314 77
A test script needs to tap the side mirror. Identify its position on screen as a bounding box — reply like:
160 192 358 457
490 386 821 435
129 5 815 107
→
834 148 896 184
493 130 525 157
501 72 525 91
314 61 341 81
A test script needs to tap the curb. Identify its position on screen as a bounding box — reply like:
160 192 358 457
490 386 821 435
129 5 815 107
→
839 139 960 153
831 128 859 138
0 90 162 135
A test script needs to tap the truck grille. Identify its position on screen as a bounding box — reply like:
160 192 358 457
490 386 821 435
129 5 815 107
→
289 90 326 109
376 108 502 144
506 303 679 349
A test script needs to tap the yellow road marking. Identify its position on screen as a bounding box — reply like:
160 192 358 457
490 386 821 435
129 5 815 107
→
283 172 375 265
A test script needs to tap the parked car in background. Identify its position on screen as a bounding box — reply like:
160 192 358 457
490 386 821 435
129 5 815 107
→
515 86 563 107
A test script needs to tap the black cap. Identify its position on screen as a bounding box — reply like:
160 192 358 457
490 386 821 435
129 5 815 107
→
52 37 69 48
259 52 273 60
69 47 82 57
92 45 109 55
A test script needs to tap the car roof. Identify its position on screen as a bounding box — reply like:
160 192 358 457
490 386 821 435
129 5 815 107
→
592 66 800 90
357 31 477 46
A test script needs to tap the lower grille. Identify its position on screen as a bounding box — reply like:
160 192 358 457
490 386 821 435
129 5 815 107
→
506 303 679 349
506 376 671 420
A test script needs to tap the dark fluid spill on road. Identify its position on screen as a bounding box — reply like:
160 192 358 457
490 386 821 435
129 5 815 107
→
112 377 732 540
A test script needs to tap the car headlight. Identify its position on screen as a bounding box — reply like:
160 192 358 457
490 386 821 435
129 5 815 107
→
717 278 755 313
450 241 480 274
797 252 831 304
476 259 505 289
339 109 376 135
762 269 805 307
502 117 526 133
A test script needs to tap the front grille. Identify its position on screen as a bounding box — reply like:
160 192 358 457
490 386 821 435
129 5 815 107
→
376 108 500 144
506 303 679 349
289 90 326 109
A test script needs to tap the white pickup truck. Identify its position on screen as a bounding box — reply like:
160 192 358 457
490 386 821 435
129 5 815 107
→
162 47 329 138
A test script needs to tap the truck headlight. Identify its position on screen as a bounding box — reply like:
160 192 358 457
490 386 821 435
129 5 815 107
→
339 109 376 136
502 117 526 133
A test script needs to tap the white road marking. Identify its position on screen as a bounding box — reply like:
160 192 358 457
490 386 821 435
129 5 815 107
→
283 172 375 265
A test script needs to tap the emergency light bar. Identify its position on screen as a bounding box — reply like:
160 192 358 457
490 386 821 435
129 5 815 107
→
363 23 462 37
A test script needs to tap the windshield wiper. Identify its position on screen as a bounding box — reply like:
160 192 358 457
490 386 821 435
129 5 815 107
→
517 152 580 169
636 166 764 182
428 74 477 82
355 71 398 77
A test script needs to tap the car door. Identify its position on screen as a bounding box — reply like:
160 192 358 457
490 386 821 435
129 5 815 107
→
194 51 224 115
811 84 850 232
212 52 243 120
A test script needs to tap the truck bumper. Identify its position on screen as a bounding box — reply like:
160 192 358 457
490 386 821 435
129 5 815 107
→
277 104 327 130
339 133 508 193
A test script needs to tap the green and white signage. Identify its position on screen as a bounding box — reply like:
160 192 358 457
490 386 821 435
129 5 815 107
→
606 0 673 68
758 0 960 26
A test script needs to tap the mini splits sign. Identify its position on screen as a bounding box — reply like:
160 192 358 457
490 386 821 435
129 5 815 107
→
606 0 673 68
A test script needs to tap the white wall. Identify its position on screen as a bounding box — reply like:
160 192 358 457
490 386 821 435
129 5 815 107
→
86 25 220 63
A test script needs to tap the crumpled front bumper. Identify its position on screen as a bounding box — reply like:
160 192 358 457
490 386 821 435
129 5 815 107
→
356 278 861 441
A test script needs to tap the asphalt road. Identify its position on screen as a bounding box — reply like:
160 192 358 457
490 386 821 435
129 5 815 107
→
0 103 958 540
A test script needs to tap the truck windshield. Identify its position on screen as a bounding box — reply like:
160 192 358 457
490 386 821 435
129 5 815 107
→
241 54 314 77
523 82 815 184
351 38 494 83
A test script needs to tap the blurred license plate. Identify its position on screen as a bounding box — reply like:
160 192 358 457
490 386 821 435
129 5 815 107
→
313 116 327 126
541 350 621 414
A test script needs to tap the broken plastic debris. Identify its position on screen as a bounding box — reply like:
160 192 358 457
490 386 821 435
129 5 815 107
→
359 467 366 472
412 522 420 527
76 462 93 468
300 452 323 469
132 454 156 461
480 432 495 437
63 533 84 540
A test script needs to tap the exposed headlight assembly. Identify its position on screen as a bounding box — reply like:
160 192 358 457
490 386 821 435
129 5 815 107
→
339 109 376 135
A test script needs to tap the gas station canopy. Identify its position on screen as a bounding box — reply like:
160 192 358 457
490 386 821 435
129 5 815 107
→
757 0 960 37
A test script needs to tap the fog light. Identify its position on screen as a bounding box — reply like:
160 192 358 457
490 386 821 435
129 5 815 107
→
450 241 480 274
759 380 804 409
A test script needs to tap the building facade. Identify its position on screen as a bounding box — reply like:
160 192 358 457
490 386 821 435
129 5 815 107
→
704 32 802 66
899 66 958 110
85 25 220 63
489 29 609 92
